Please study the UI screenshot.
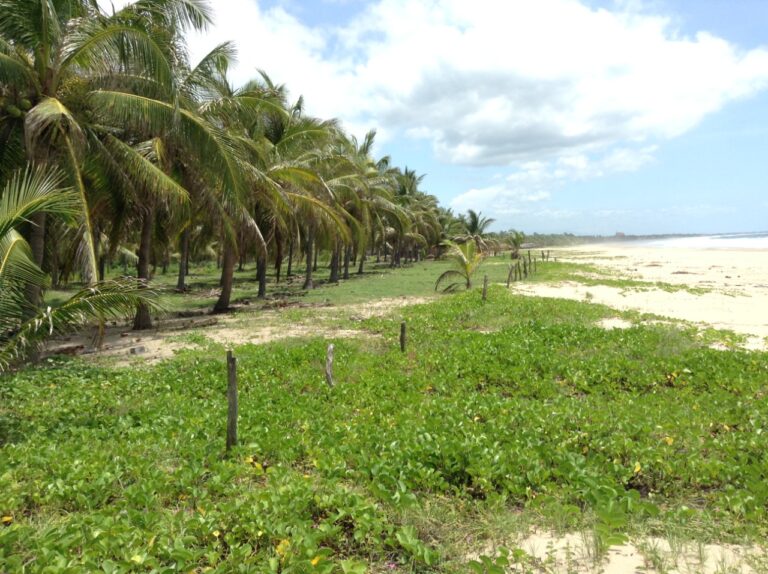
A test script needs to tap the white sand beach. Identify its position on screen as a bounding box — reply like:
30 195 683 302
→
513 243 768 350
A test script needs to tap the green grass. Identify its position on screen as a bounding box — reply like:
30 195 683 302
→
43 252 708 319
4 277 768 572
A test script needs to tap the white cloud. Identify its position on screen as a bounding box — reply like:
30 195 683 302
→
98 0 768 231
125 0 767 167
449 144 657 221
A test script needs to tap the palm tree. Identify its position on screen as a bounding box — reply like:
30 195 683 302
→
0 164 157 371
0 0 209 295
456 209 496 253
434 240 484 292
89 44 285 316
508 230 525 259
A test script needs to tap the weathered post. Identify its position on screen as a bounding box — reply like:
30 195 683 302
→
482 274 488 301
547 250 551 261
226 350 238 452
528 250 532 267
523 258 528 278
533 258 537 274
400 321 407 352
325 344 335 388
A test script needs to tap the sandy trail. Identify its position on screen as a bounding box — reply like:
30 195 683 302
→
513 244 768 349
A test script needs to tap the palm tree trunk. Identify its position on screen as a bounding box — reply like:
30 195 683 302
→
302 227 314 290
133 206 154 330
98 255 107 282
238 231 247 271
286 239 294 277
342 244 351 280
329 242 340 283
213 242 236 313
357 245 366 275
24 212 46 314
257 252 267 298
274 231 283 284
313 243 319 272
50 238 59 289
176 228 189 291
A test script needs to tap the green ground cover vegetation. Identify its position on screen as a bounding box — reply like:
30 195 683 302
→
3 266 767 572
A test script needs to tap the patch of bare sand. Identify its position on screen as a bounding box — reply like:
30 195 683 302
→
514 244 768 350
508 530 763 574
597 317 634 330
345 296 435 319
45 296 433 365
45 319 213 367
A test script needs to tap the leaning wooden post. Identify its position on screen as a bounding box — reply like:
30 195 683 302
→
226 350 238 452
325 344 335 388
528 250 532 267
400 321 407 352
482 274 488 301
523 258 528 278
533 258 537 274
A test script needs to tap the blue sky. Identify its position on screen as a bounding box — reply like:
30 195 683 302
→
183 0 768 235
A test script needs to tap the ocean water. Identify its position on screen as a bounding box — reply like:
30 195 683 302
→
641 232 768 250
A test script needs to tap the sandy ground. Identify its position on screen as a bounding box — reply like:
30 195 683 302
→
513 244 768 350
509 530 764 573
44 296 434 366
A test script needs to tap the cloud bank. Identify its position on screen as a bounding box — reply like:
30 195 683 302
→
191 0 768 160
101 0 768 229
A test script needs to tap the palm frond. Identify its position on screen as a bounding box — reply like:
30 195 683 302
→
105 135 190 208
0 279 162 372
435 269 466 293
0 164 78 239
24 97 85 154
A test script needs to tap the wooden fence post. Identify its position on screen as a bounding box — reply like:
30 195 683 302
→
226 350 238 452
400 321 407 352
325 344 335 388
482 274 488 301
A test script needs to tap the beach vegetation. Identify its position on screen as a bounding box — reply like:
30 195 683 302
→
2 287 767 571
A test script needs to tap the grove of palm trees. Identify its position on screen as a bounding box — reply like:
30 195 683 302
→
0 0 520 368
